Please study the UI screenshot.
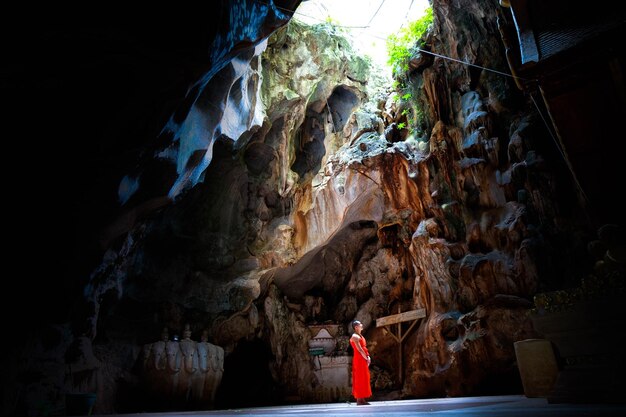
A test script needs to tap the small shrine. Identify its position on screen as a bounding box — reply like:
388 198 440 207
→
307 324 352 402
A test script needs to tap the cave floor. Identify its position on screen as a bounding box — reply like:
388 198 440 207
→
97 395 626 416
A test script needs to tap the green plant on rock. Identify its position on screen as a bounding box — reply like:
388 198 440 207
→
322 15 344 33
324 15 340 26
386 7 433 75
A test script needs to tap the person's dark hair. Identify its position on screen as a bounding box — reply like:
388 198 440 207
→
352 320 362 330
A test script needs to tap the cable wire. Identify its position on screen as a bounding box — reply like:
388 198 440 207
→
398 0 415 30
366 0 387 28
528 91 590 205
413 47 531 81
256 0 529 83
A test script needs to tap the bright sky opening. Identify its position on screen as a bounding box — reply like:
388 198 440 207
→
293 0 431 75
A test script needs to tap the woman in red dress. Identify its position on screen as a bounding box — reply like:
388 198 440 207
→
350 320 372 405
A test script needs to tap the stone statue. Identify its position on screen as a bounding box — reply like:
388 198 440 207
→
180 325 197 372
138 325 224 407
152 327 169 371
192 329 211 404
191 329 225 406
165 335 182 373
141 342 153 369
207 337 225 403
178 324 198 401
148 327 171 398
165 330 182 399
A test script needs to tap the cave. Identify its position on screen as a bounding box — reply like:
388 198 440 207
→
3 1 626 416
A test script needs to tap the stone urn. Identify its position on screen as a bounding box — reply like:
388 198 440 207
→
513 338 559 397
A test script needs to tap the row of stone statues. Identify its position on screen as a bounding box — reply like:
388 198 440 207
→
140 325 224 406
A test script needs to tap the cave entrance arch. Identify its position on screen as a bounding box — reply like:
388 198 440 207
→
214 339 276 409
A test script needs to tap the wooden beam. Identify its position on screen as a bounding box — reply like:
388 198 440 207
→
377 307 426 385
376 308 426 327
381 327 401 344
400 318 420 343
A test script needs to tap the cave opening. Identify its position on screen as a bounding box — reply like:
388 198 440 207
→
214 339 277 409
326 85 360 133
291 84 361 181
291 108 327 180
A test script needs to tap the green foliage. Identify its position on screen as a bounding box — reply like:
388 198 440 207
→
397 122 406 129
392 91 412 104
325 15 340 25
386 7 433 75
322 15 345 33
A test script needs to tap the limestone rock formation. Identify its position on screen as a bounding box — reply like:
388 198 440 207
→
6 0 623 415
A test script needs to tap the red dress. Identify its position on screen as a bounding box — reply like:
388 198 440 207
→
350 334 372 398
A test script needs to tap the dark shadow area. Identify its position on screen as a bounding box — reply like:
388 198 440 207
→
327 85 359 132
291 109 327 180
215 339 277 409
471 367 524 396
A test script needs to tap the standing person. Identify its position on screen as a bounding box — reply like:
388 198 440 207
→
350 320 372 405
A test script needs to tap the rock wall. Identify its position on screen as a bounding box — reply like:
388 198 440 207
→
396 0 594 397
